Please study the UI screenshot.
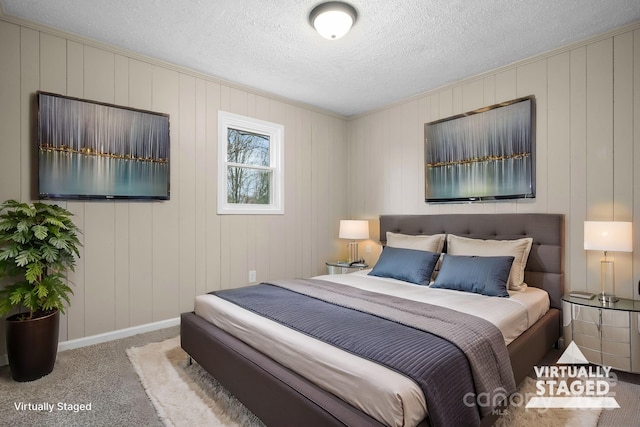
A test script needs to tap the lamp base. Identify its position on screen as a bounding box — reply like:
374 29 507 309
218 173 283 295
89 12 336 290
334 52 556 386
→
598 293 619 304
347 241 360 264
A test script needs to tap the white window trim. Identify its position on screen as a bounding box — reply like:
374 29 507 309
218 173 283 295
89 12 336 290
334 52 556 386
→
217 111 284 215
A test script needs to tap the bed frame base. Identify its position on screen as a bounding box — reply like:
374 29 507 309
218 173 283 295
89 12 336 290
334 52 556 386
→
181 308 560 427
181 311 390 427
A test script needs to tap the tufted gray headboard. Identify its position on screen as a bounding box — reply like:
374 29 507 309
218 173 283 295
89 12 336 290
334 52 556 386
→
379 213 565 310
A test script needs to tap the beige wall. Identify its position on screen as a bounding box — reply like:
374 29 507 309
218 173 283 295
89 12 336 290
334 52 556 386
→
348 23 640 300
0 18 349 353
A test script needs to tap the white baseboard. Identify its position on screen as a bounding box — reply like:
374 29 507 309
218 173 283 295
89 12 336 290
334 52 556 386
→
0 317 180 367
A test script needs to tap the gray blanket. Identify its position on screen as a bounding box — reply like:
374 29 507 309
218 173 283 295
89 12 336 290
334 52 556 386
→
214 278 515 426
274 278 517 412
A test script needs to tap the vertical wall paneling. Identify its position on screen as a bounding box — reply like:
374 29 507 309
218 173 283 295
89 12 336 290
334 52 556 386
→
586 40 615 218
113 54 130 330
311 112 332 271
114 202 130 330
494 68 517 103
387 105 404 212
82 45 117 336
151 67 180 319
463 80 490 214
66 41 84 97
546 53 572 215
517 60 548 214
40 31 75 340
251 95 269 284
0 21 21 193
462 80 484 112
64 36 86 341
569 47 588 293
83 46 115 103
633 29 640 299
39 33 66 94
65 203 85 339
492 71 518 214
586 40 615 292
268 101 291 280
20 27 38 203
0 21 20 355
204 80 222 292
84 203 116 336
400 100 420 214
178 74 197 312
220 86 248 289
127 60 154 327
296 108 313 277
483 75 496 107
613 32 635 298
193 78 208 298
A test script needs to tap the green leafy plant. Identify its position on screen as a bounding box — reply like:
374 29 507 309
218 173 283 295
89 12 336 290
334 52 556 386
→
0 200 81 320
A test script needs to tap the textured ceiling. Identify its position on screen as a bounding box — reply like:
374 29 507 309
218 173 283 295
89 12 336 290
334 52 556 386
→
1 0 639 116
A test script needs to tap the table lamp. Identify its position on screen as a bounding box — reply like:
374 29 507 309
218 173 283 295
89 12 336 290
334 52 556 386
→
584 221 633 303
339 220 369 263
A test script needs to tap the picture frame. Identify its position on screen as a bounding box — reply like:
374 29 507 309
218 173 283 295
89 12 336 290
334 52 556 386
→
424 96 535 203
37 91 170 200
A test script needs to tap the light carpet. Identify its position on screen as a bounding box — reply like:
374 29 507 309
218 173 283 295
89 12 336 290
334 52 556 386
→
126 336 264 427
494 377 602 427
128 336 603 427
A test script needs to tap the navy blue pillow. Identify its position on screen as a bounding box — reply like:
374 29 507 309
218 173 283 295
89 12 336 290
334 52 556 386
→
368 246 440 286
430 254 514 297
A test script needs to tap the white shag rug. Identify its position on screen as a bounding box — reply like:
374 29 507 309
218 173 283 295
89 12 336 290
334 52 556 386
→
128 336 602 427
126 336 264 427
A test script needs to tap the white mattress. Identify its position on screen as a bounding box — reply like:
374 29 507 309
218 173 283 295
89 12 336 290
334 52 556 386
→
194 271 549 427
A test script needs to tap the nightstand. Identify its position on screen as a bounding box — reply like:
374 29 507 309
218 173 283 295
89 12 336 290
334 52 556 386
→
325 261 368 275
562 294 640 373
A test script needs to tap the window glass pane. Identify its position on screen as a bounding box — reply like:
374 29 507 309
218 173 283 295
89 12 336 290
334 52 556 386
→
227 167 271 204
227 128 270 167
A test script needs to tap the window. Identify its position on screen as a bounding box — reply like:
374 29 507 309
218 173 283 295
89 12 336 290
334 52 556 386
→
217 111 284 214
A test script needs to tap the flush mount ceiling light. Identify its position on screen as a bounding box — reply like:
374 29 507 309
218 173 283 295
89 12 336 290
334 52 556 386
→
309 2 357 40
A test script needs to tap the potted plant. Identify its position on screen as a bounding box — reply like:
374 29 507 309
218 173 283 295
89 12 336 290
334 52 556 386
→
0 199 81 381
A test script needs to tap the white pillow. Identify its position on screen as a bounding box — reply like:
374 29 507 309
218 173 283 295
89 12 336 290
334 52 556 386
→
445 234 533 291
386 232 445 253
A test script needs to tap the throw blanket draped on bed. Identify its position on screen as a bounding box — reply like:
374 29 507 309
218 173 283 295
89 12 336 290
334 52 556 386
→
213 278 515 427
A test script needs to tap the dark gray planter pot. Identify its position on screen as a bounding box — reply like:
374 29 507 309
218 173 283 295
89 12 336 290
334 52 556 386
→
6 309 60 382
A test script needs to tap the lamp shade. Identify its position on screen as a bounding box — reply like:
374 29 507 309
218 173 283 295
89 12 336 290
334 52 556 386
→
339 220 369 240
584 221 633 252
310 2 357 40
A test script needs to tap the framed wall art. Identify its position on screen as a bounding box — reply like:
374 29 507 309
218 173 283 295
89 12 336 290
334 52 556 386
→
37 91 170 200
424 96 535 203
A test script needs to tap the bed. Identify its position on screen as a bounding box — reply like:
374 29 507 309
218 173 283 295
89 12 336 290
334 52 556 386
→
181 213 564 427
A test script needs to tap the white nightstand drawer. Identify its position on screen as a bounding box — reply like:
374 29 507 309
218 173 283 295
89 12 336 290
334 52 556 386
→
572 319 599 338
602 339 631 358
601 310 630 327
573 333 600 352
580 346 602 366
603 353 631 372
573 305 599 323
602 325 630 343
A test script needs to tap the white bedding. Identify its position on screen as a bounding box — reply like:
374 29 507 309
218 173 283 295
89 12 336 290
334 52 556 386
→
194 271 549 427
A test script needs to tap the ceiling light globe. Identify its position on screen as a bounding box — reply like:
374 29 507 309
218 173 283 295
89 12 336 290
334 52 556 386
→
310 2 357 40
